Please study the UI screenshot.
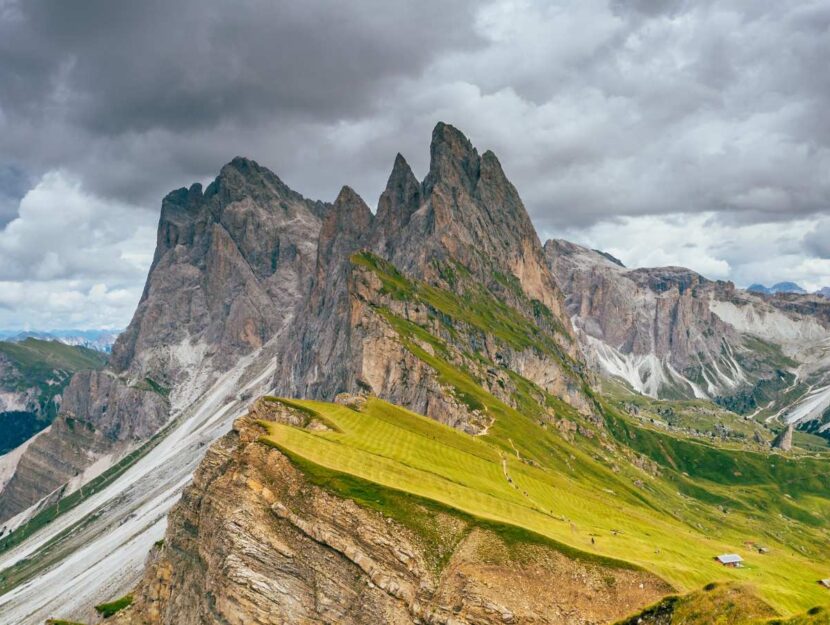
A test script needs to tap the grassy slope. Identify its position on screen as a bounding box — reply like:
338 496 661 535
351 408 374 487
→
615 583 830 625
258 253 830 617
0 338 108 453
261 395 830 616
0 338 107 385
600 377 776 446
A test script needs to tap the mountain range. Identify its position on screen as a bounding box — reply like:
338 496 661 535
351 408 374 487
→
0 124 829 625
748 282 830 297
0 330 120 353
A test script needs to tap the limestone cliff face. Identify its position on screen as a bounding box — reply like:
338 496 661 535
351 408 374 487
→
279 124 590 426
0 159 327 523
113 157 327 375
546 239 738 390
384 123 569 321
112 400 670 625
545 239 830 413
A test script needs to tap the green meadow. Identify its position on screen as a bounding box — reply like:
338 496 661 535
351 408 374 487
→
261 395 830 617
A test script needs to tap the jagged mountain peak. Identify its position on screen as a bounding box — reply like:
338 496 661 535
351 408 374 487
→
160 181 204 212
319 185 373 261
373 153 422 252
389 151 414 178
159 156 317 230
216 155 270 185
593 249 625 267
333 185 371 214
423 122 480 193
424 123 534 231
378 153 420 214
208 155 312 208
216 155 277 181
382 123 555 303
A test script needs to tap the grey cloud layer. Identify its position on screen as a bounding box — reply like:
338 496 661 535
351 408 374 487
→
0 0 482 204
0 0 828 327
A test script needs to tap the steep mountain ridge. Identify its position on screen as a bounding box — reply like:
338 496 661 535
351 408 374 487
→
546 239 830 431
109 398 670 625
279 123 588 424
385 123 568 319
0 123 595 623
0 158 327 524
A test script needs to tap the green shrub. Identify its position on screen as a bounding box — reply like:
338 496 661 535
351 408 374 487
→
94 594 133 618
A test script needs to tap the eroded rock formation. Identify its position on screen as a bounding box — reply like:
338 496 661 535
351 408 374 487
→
112 400 670 625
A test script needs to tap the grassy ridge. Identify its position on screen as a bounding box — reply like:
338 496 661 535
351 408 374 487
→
260 396 830 615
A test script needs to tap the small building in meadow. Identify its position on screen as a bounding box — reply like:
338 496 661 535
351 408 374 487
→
716 554 744 567
820 579 830 589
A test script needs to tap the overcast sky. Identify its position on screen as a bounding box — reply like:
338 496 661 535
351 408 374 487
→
1 0 829 330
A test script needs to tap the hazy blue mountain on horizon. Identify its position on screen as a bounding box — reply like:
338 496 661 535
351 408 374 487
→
747 281 807 295
0 329 121 353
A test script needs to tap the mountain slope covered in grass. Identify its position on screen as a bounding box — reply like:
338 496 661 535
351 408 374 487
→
111 243 830 624
259 395 830 614
0 339 107 455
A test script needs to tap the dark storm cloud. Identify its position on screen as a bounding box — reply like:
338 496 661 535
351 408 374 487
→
1 0 829 328
2 0 829 222
0 0 482 203
0 165 31 224
7 0 479 133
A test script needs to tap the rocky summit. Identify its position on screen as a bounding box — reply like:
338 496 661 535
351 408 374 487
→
1 125 830 625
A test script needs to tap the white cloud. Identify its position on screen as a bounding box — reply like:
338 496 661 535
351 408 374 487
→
555 212 830 291
0 171 155 329
804 218 830 259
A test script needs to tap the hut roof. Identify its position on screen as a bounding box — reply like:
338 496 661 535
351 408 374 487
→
716 554 743 564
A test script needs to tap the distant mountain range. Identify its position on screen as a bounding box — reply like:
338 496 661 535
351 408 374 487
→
746 281 830 297
747 281 806 294
0 329 120 353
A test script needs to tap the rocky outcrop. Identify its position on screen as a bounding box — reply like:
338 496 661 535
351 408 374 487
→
1 124 591 524
0 159 327 523
113 157 327 375
112 400 670 625
772 424 794 451
0 123 592 526
384 123 570 320
546 239 739 397
0 370 170 522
